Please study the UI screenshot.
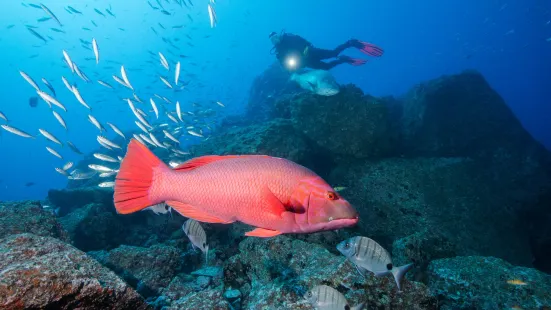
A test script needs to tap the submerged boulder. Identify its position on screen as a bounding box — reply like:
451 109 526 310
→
399 70 551 164
0 201 68 242
89 244 193 298
282 84 394 159
330 156 536 266
48 187 114 216
224 236 437 309
0 233 148 309
427 256 551 309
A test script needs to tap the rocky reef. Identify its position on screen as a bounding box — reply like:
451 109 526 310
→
1 67 551 309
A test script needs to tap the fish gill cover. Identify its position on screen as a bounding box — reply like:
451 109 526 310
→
0 0 551 309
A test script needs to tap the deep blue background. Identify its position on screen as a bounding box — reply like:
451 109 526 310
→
0 0 549 201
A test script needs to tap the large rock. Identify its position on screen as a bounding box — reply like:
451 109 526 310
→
329 157 538 266
224 236 437 309
427 256 551 309
276 84 394 159
48 187 114 216
0 201 68 242
0 233 148 310
399 70 551 164
90 244 193 298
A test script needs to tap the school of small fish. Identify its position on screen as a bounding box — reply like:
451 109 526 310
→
1 1 225 187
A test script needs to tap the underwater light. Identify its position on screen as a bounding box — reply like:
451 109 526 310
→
286 56 298 69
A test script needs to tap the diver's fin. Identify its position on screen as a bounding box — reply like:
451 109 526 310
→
166 200 234 224
245 228 282 238
357 41 384 57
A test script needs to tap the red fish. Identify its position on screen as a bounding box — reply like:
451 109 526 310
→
114 140 359 237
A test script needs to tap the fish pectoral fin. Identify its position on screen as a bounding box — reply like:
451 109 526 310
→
166 200 234 224
261 187 287 218
245 228 282 238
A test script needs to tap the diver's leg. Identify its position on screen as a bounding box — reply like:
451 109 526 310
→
308 47 340 60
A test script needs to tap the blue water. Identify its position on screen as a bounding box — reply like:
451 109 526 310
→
0 0 549 201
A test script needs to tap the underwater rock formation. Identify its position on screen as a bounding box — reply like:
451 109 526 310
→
0 233 148 310
276 84 395 159
329 156 536 266
399 70 551 163
223 236 437 309
427 256 551 309
48 187 114 216
89 244 194 298
0 201 68 242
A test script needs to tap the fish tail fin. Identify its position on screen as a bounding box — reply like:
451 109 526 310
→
391 263 414 292
205 244 209 266
351 303 365 310
114 139 169 214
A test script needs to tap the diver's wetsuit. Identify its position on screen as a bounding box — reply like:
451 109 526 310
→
273 33 356 71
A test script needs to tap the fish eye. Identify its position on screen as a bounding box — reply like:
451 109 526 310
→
386 263 393 270
307 292 312 297
345 242 350 248
326 191 337 200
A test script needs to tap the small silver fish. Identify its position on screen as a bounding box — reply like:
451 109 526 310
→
159 52 169 70
61 76 73 93
139 134 157 147
41 78 56 96
149 132 165 148
93 153 119 163
46 146 63 159
337 236 413 291
176 101 183 121
98 181 115 188
67 141 83 154
150 98 159 119
1 124 34 138
97 80 113 89
55 167 69 176
62 50 75 73
99 171 117 178
135 121 149 133
88 115 104 132
182 219 209 264
19 70 40 91
163 130 180 143
92 38 99 64
39 128 63 146
0 111 7 122
187 130 203 138
133 134 146 145
305 285 363 310
37 90 67 111
97 136 121 149
112 75 131 89
120 65 133 90
175 61 181 85
68 169 96 180
71 86 91 110
159 76 172 89
52 110 67 130
62 161 73 170
107 122 126 140
169 160 184 168
88 164 116 172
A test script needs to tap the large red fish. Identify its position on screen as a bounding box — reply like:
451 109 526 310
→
114 140 359 237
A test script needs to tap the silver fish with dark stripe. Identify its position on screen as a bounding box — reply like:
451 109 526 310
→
305 285 363 310
182 219 209 264
337 236 413 291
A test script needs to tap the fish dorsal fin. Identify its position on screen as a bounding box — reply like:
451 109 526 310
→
173 155 271 171
167 200 235 224
173 155 240 171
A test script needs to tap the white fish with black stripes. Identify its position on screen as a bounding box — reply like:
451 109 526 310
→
182 219 209 264
337 236 413 291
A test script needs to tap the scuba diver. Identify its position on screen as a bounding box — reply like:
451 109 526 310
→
269 31 384 72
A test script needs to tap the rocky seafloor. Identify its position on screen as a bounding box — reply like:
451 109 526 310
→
1 64 551 309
